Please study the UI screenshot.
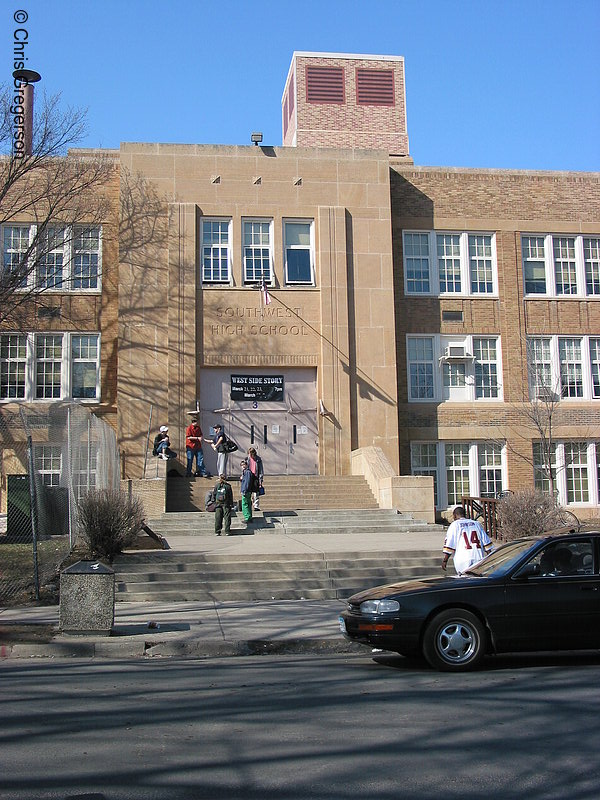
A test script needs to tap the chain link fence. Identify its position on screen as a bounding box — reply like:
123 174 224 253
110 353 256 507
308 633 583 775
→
0 402 120 605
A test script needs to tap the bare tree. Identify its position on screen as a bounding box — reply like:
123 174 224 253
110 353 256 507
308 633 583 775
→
0 84 116 329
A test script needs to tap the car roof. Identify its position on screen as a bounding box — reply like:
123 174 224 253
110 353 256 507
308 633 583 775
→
515 526 600 543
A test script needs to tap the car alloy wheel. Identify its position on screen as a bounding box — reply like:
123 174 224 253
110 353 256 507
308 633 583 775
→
423 609 485 671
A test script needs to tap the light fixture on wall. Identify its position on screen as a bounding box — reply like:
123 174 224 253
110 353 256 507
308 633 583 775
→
319 399 328 416
251 132 263 146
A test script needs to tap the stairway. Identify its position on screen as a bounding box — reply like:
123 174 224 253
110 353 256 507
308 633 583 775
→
113 507 445 602
166 474 379 512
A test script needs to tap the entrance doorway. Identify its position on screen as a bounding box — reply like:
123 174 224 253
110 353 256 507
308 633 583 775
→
199 368 318 475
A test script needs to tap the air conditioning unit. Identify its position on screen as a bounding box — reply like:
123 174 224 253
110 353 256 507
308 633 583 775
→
440 345 474 361
535 387 556 402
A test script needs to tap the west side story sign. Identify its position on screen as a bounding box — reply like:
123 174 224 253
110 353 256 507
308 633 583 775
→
231 375 284 402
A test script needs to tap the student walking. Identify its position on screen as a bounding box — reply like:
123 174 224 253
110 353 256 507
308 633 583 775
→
213 474 234 536
247 447 264 510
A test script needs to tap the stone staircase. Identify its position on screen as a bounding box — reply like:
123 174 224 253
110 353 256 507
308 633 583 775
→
113 507 445 602
166 474 380 512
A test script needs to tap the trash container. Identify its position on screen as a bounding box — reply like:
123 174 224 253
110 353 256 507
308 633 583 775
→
59 560 115 635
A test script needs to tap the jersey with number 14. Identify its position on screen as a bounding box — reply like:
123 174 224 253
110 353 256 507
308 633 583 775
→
443 518 493 575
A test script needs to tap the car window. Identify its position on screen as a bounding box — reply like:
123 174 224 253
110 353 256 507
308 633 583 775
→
466 539 539 577
522 539 594 577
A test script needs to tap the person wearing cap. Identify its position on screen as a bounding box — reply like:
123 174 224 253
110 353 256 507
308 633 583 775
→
186 416 211 477
213 473 234 536
152 426 175 460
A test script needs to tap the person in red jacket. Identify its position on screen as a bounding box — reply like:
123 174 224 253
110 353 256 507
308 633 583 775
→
185 417 211 477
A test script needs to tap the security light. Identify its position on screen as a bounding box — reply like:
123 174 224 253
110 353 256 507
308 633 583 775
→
251 132 263 145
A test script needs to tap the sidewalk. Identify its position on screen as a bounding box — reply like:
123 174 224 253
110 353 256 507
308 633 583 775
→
0 527 446 660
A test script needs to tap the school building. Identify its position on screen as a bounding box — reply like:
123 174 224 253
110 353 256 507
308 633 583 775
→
2 52 599 518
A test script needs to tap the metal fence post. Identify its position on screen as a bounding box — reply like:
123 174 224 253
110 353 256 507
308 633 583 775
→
26 435 40 601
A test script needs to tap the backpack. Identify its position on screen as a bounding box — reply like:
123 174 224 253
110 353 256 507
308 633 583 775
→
204 489 216 512
225 437 238 453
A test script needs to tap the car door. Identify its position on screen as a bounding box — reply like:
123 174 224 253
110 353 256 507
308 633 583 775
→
501 538 600 652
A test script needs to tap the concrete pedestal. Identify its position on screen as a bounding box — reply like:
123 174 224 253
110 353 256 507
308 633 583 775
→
59 560 115 635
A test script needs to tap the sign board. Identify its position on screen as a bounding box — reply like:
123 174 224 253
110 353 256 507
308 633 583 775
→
231 375 284 402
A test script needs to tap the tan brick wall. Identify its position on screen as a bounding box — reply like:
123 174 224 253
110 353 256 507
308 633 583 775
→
289 54 409 155
391 164 600 496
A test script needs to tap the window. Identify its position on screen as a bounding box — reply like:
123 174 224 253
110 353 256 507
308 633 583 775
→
528 336 599 401
404 233 430 293
2 225 31 288
201 219 231 283
559 338 583 398
403 230 497 296
71 335 99 398
407 335 502 402
1 224 101 292
72 444 97 500
243 220 272 284
412 441 506 510
73 226 100 289
410 443 438 506
522 235 547 294
469 235 493 293
445 444 470 506
584 237 600 295
437 234 461 293
407 337 434 399
284 221 313 284
0 332 100 402
522 233 600 297
590 339 600 399
34 445 62 487
473 337 499 399
534 440 600 507
36 334 63 399
479 443 503 497
0 334 26 398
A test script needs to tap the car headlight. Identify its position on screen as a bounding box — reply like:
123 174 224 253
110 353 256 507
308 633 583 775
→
359 599 401 614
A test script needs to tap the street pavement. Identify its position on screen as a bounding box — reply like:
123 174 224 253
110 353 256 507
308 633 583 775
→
0 526 446 660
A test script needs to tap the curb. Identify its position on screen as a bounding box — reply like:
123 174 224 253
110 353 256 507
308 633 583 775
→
1 637 367 660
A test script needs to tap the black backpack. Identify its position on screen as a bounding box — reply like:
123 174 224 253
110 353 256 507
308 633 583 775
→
225 437 238 453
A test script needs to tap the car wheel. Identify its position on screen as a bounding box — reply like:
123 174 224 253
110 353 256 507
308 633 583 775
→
422 609 486 672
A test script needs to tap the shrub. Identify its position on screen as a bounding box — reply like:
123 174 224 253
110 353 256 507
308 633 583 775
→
77 489 146 563
496 489 557 541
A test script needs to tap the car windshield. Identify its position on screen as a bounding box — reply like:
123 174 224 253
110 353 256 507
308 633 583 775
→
464 538 538 577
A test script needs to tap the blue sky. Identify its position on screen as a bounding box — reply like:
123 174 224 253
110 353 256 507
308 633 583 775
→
8 0 600 170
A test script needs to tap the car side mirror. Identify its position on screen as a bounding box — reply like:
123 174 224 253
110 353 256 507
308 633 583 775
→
514 563 540 580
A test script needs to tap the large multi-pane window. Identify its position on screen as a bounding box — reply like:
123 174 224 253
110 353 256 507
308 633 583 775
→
527 336 598 400
473 337 499 398
404 232 430 293
0 224 101 291
411 441 507 510
36 334 63 399
437 234 460 293
407 338 434 399
73 226 100 289
410 443 438 506
0 332 100 402
403 230 497 296
407 335 502 402
201 219 231 283
469 235 493 293
243 220 272 284
284 221 313 284
0 334 27 399
522 233 600 297
534 441 600 506
584 237 600 295
446 444 470 506
2 226 31 288
34 445 62 487
559 338 583 398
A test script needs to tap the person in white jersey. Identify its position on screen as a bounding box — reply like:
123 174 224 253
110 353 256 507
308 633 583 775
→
441 506 494 575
